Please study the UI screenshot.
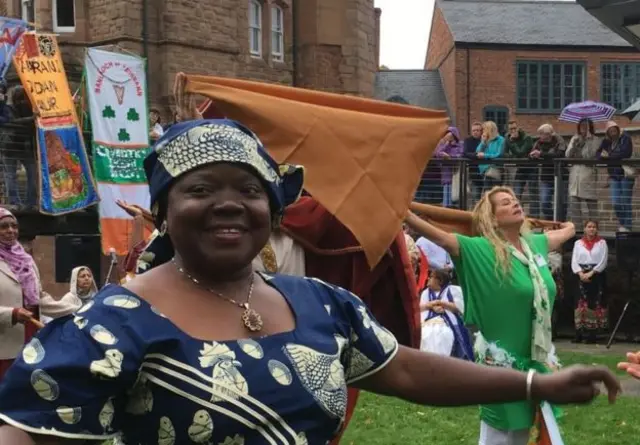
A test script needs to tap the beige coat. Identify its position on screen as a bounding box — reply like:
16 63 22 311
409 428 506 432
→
566 134 600 200
0 260 43 360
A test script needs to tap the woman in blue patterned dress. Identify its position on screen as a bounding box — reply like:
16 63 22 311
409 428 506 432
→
0 120 620 445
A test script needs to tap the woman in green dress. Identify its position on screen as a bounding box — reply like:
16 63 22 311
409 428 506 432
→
405 186 576 445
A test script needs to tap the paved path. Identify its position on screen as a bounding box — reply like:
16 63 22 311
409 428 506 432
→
555 339 635 355
554 340 640 396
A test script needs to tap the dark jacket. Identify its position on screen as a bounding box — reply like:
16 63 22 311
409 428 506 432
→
532 134 566 181
597 132 633 180
463 136 481 176
0 102 12 125
504 130 533 158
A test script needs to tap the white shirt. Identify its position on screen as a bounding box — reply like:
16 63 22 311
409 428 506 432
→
416 236 453 270
252 231 306 276
571 238 608 274
419 284 464 325
151 123 164 137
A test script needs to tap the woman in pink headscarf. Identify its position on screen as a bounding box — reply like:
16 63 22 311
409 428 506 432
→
0 208 43 380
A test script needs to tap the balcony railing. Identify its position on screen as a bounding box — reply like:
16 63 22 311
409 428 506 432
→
2 119 640 234
417 158 640 235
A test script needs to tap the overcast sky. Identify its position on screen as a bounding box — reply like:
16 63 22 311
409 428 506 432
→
374 0 577 69
374 0 433 69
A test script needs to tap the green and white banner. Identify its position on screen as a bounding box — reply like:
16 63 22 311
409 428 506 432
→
85 48 151 255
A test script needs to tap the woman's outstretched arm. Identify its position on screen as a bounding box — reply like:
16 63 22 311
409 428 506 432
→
546 221 576 253
404 211 460 257
355 345 619 407
0 427 85 444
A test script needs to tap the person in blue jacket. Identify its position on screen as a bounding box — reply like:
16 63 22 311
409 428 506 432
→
475 121 505 193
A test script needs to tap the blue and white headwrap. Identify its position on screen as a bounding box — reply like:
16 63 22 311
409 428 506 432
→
136 118 304 274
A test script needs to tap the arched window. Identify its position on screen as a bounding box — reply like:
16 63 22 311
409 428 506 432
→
271 5 284 61
386 95 409 104
249 0 262 57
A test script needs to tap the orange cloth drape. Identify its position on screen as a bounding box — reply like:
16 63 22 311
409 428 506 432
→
409 202 561 235
185 75 449 267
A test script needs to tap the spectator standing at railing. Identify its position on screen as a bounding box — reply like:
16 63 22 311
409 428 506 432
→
597 121 634 232
566 119 599 229
434 126 463 208
2 86 37 210
505 120 537 218
463 121 484 202
531 124 566 221
475 121 505 193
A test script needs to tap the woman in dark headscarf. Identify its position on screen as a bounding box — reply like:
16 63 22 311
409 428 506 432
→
0 120 620 445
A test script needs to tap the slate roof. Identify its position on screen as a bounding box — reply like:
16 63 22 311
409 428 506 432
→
438 0 632 47
374 70 449 114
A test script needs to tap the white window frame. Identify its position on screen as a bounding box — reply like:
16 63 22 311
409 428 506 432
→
21 0 34 23
271 5 284 62
52 0 76 33
248 0 262 57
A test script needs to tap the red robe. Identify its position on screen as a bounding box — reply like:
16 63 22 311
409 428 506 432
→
281 197 421 442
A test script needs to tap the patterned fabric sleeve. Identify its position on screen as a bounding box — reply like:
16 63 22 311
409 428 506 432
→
0 289 144 441
321 283 399 385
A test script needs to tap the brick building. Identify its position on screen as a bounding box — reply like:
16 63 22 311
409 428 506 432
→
378 0 640 137
4 0 381 113
0 0 383 294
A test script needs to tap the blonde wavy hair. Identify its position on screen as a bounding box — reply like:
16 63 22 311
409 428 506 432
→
471 186 530 275
482 121 499 141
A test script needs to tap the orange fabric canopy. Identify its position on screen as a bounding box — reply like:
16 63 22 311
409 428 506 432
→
184 75 449 267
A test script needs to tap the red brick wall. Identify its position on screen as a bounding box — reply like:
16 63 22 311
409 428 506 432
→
425 5 454 70
457 48 640 137
30 237 71 299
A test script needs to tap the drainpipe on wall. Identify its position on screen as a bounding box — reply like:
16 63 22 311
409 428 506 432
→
291 0 299 86
466 48 471 134
142 0 149 87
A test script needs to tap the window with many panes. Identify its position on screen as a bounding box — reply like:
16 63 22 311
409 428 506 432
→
271 6 284 61
21 0 34 23
601 63 640 111
53 0 76 32
516 62 585 112
249 0 262 57
482 106 509 135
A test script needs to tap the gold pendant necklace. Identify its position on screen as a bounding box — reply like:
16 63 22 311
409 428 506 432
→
172 258 264 332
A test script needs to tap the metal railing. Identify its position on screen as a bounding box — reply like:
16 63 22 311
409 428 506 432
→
0 121 96 212
0 121 38 210
416 158 640 234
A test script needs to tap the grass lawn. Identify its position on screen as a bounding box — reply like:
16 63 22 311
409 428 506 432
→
341 351 638 445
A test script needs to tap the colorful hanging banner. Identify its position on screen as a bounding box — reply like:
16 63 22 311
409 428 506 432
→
84 47 151 255
13 33 99 214
0 17 27 80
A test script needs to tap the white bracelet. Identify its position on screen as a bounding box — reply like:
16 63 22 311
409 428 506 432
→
526 369 537 401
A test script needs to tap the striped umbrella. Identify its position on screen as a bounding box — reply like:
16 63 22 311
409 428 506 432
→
559 100 616 123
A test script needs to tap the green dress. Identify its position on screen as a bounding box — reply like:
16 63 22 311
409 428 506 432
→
452 233 557 431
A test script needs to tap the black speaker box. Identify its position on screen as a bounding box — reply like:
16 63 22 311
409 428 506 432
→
54 235 101 283
615 232 640 271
